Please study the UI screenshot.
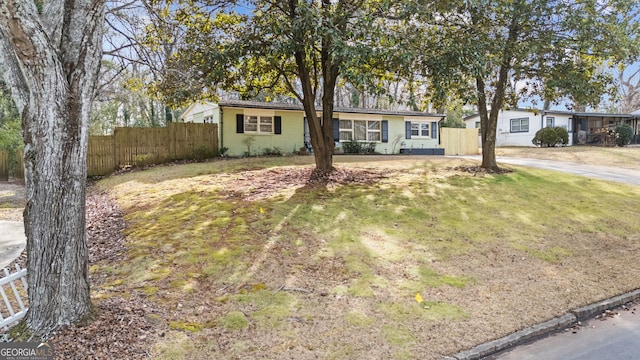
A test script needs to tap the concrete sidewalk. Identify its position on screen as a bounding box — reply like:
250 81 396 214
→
0 220 25 269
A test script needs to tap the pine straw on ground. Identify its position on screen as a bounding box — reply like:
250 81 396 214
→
47 189 165 359
2 186 165 359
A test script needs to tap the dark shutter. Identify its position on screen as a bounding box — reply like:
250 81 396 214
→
381 120 388 143
236 114 244 133
405 121 412 139
274 116 282 134
332 118 340 142
431 121 437 139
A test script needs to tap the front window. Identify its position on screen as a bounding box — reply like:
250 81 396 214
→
546 117 555 127
510 118 529 133
245 115 273 134
339 119 381 141
410 121 431 138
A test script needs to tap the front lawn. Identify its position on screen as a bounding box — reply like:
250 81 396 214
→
496 146 640 170
91 155 640 359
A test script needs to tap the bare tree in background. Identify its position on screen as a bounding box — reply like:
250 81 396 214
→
618 64 640 113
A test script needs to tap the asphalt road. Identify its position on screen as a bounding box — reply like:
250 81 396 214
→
486 307 640 360
456 156 640 186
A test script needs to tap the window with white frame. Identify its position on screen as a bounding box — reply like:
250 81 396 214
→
244 115 273 134
510 118 529 133
339 119 381 141
410 121 431 138
204 115 214 124
546 117 555 127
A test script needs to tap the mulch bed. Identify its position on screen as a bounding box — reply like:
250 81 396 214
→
3 186 165 359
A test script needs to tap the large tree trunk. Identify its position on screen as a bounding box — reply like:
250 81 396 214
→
0 0 104 339
476 77 499 170
295 52 334 173
475 12 520 171
293 35 334 172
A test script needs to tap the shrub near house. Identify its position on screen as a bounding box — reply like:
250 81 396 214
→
532 127 569 147
615 123 633 146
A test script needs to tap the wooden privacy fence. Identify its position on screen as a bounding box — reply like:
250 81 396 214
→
0 150 7 182
440 128 480 155
0 150 23 181
0 264 28 335
15 150 23 180
88 123 219 177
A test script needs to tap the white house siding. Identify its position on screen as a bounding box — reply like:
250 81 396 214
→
543 113 574 146
465 109 574 147
180 102 220 124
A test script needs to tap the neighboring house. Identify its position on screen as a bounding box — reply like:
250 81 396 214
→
180 101 220 124
464 109 640 146
181 99 446 157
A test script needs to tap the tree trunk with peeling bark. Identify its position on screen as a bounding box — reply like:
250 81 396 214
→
0 0 104 339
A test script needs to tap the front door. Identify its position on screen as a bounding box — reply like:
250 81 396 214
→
574 118 588 145
303 117 313 153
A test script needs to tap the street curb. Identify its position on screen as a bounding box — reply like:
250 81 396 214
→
571 288 640 321
449 288 640 360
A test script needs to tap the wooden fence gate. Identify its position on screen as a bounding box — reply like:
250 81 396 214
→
440 128 480 155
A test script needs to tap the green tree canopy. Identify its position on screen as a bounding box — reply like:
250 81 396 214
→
152 0 404 174
411 0 640 169
0 81 23 176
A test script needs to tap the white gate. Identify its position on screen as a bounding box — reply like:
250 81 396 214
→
0 264 28 333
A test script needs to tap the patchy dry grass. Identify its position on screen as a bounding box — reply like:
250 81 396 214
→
0 184 25 221
496 146 640 170
87 155 640 359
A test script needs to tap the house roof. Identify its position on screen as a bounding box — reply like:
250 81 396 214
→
218 99 445 118
464 108 637 121
179 101 218 120
572 112 633 119
542 109 574 116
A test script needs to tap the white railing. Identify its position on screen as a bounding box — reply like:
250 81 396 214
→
0 264 28 333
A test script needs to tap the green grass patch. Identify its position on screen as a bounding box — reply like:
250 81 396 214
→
382 325 416 346
168 320 214 333
512 244 572 263
228 290 296 328
417 266 472 288
345 311 375 327
218 311 249 331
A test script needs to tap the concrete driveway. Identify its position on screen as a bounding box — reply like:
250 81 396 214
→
0 220 25 269
455 156 640 186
